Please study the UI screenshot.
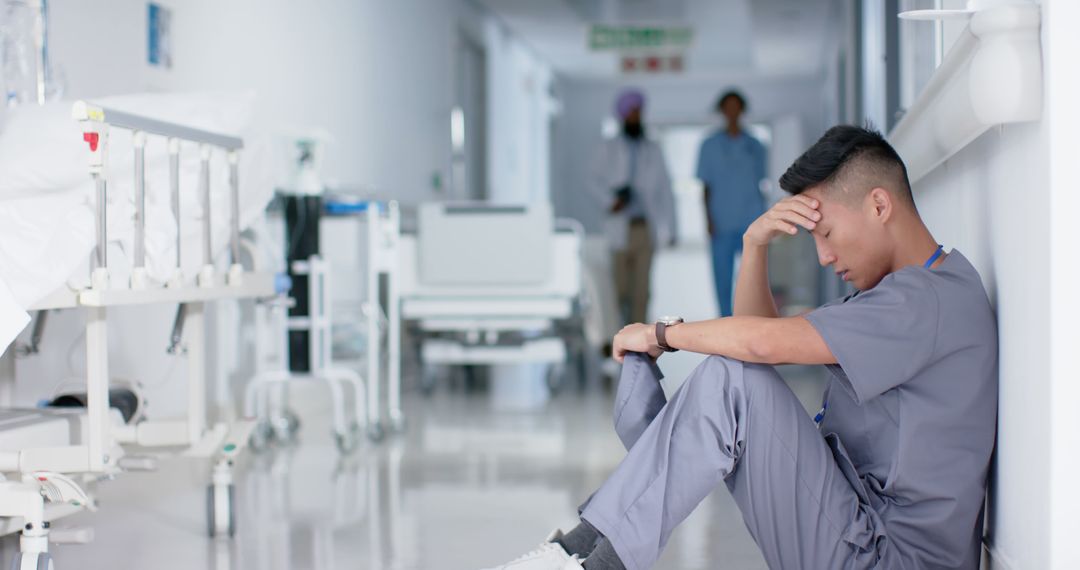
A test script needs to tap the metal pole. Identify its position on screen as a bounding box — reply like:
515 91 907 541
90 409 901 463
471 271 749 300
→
169 138 181 277
387 203 403 429
93 173 107 271
34 0 47 105
187 302 206 443
73 103 242 150
167 304 187 354
199 145 212 267
229 151 240 266
86 306 109 472
366 210 381 435
27 310 47 355
133 131 147 270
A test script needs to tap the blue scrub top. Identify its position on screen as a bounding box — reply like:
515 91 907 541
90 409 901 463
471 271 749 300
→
696 131 767 233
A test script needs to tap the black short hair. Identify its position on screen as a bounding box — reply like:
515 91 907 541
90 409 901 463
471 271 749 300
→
716 90 746 112
779 125 914 206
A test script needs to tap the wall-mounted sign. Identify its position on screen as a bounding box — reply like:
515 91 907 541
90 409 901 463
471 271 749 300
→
588 26 693 51
148 3 172 69
621 54 685 74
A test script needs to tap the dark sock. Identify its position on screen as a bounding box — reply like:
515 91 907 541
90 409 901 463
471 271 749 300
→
556 519 602 558
583 537 626 570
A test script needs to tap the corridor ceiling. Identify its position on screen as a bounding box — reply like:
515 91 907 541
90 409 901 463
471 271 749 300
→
475 0 841 80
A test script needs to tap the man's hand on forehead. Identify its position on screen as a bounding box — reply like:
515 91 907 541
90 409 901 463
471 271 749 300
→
744 194 822 247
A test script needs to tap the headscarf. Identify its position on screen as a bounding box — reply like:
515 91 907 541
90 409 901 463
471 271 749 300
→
615 89 645 120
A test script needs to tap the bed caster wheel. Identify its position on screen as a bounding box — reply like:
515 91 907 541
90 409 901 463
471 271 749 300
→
207 484 236 538
366 422 386 443
248 421 273 453
270 410 300 444
11 552 54 570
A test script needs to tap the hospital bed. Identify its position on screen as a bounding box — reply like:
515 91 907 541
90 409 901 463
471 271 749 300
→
399 203 584 393
0 96 277 568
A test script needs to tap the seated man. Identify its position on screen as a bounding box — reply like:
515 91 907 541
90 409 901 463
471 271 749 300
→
483 125 998 570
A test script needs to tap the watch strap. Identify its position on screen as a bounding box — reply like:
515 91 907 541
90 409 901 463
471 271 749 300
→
656 321 679 353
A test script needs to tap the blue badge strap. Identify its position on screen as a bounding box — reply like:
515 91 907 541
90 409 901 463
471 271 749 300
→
814 401 828 425
924 245 944 269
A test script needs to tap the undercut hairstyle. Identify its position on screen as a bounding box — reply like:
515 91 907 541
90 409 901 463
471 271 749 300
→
779 125 915 208
716 90 747 112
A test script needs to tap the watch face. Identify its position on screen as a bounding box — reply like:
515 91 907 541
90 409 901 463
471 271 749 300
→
657 316 684 325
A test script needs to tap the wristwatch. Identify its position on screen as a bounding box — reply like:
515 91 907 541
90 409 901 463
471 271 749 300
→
655 316 684 353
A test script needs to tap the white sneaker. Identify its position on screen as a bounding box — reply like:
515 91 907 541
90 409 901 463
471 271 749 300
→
479 529 585 570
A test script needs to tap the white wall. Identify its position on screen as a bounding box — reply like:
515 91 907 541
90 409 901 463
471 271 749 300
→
916 123 1047 570
1043 1 1080 567
910 1 1080 568
483 19 555 204
49 0 458 202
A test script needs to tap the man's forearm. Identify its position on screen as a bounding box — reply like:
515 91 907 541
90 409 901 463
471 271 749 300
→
662 316 835 365
663 317 771 362
733 239 779 318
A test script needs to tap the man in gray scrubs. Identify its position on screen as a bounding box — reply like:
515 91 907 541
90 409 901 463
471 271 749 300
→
482 126 998 570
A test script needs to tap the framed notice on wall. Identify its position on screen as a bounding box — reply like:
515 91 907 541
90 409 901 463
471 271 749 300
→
148 3 172 69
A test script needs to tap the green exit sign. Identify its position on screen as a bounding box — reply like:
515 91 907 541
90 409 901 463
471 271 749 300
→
588 26 694 51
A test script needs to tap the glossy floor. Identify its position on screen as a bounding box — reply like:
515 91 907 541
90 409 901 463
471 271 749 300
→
26 362 825 570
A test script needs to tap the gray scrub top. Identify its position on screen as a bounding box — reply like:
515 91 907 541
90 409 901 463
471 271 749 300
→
805 250 998 569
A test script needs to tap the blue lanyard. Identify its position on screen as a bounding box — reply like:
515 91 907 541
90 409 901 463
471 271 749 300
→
814 245 945 426
924 245 944 269
814 402 828 424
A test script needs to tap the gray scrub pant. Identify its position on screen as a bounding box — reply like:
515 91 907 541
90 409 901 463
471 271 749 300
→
580 354 889 570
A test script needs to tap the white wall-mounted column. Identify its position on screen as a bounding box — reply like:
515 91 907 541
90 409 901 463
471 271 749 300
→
1046 0 1080 567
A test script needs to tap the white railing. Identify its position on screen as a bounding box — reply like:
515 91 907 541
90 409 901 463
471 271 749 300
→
6 102 274 475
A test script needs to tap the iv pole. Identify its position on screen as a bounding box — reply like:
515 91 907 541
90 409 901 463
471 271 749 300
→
31 0 49 105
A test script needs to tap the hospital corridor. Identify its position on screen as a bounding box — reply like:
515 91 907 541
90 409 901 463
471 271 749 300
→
0 0 1076 569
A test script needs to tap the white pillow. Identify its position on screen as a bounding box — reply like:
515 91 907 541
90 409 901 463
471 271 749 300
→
0 102 88 198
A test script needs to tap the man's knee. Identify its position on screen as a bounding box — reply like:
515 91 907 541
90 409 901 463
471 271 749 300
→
686 355 746 389
681 355 785 406
668 356 744 410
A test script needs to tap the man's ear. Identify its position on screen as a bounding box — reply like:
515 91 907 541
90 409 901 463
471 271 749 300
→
867 187 893 224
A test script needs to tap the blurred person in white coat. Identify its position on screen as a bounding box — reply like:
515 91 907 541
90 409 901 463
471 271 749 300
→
591 89 677 332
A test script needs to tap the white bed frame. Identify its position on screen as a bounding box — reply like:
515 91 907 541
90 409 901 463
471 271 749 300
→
0 101 277 568
399 203 584 384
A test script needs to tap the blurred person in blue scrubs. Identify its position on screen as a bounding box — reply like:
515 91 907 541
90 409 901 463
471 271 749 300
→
592 89 678 327
696 90 767 316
